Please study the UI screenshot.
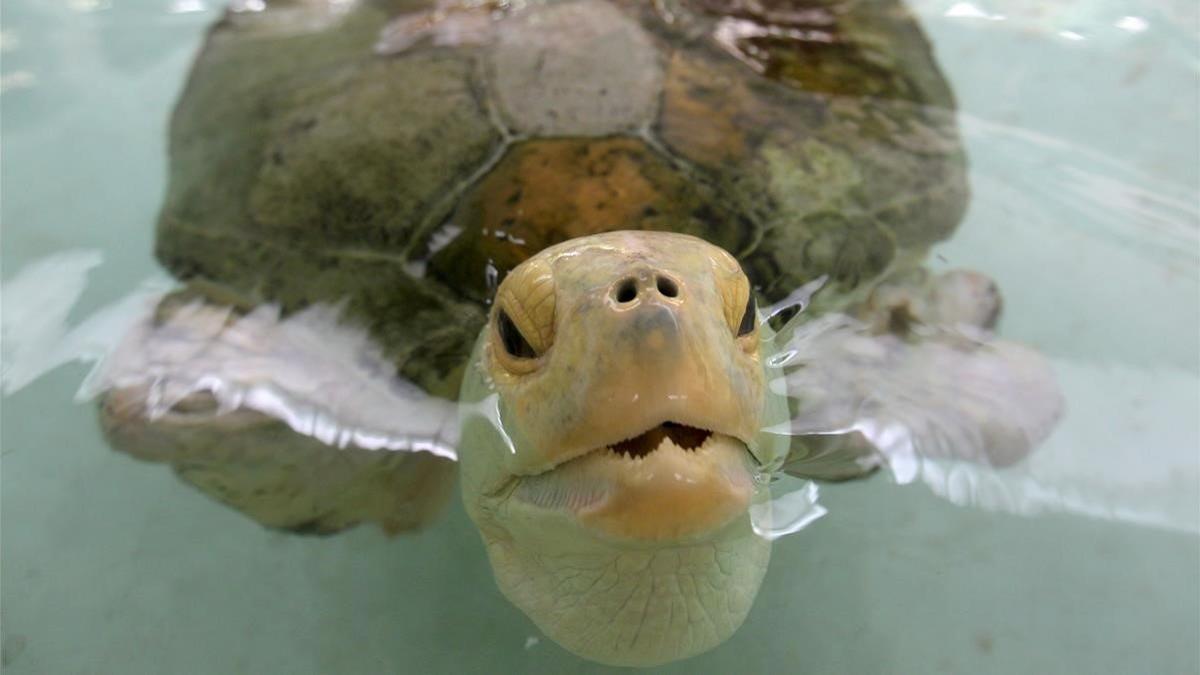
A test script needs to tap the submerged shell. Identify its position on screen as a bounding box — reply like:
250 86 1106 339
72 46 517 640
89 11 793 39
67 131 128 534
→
157 0 967 394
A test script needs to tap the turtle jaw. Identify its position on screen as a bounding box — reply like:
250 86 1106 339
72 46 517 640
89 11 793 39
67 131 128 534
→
509 421 759 542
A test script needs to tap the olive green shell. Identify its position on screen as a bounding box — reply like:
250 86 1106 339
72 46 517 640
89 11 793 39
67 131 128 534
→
155 0 966 397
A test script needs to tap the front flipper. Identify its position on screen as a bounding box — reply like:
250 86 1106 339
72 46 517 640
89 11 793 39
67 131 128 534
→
89 286 459 535
771 313 1063 482
101 386 454 534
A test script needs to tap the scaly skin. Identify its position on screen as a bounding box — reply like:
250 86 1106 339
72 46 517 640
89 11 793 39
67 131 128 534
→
457 232 789 666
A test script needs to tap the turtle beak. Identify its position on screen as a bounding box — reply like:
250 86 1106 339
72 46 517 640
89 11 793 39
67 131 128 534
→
510 423 758 541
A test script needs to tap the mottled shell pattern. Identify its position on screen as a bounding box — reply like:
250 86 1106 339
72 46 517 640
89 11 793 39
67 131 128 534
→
156 0 966 398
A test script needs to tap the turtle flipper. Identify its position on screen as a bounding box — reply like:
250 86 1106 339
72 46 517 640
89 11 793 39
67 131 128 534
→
100 385 455 535
771 270 1062 483
92 283 459 535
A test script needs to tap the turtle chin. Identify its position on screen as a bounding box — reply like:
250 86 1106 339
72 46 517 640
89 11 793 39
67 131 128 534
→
474 423 770 666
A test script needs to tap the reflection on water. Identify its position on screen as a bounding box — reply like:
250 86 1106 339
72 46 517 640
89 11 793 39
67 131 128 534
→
88 300 460 459
1 0 1197 672
751 477 827 540
961 114 1199 278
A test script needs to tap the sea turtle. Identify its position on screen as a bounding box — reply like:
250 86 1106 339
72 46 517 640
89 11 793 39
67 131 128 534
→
93 0 1061 667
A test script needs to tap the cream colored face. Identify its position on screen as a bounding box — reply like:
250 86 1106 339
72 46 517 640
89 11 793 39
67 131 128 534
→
458 231 777 666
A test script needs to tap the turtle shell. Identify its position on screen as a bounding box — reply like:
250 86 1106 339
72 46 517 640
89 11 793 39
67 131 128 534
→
155 0 967 397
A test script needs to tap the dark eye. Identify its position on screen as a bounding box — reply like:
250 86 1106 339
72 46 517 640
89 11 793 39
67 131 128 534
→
497 309 538 359
737 294 757 337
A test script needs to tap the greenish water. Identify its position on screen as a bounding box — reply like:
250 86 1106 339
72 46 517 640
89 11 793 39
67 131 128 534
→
2 1 1197 673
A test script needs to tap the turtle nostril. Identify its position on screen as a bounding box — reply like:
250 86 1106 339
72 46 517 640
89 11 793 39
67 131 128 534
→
656 276 678 298
615 279 638 303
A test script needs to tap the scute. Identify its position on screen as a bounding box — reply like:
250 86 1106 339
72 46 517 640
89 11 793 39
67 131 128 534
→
655 1 968 303
428 137 756 301
487 0 663 136
689 0 957 105
249 52 499 250
162 7 500 255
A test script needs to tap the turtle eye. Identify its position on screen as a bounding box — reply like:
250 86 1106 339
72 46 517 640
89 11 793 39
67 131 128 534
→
736 294 757 337
497 309 538 359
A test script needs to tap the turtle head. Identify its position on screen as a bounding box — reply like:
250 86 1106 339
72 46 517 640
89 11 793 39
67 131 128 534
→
458 231 782 666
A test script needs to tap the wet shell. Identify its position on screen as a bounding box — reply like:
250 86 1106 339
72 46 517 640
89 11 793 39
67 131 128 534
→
157 0 967 396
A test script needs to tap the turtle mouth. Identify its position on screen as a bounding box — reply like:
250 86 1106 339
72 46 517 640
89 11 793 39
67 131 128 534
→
511 421 757 541
608 421 713 459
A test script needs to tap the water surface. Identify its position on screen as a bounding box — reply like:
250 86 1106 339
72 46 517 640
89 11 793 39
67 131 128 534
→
2 1 1197 672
